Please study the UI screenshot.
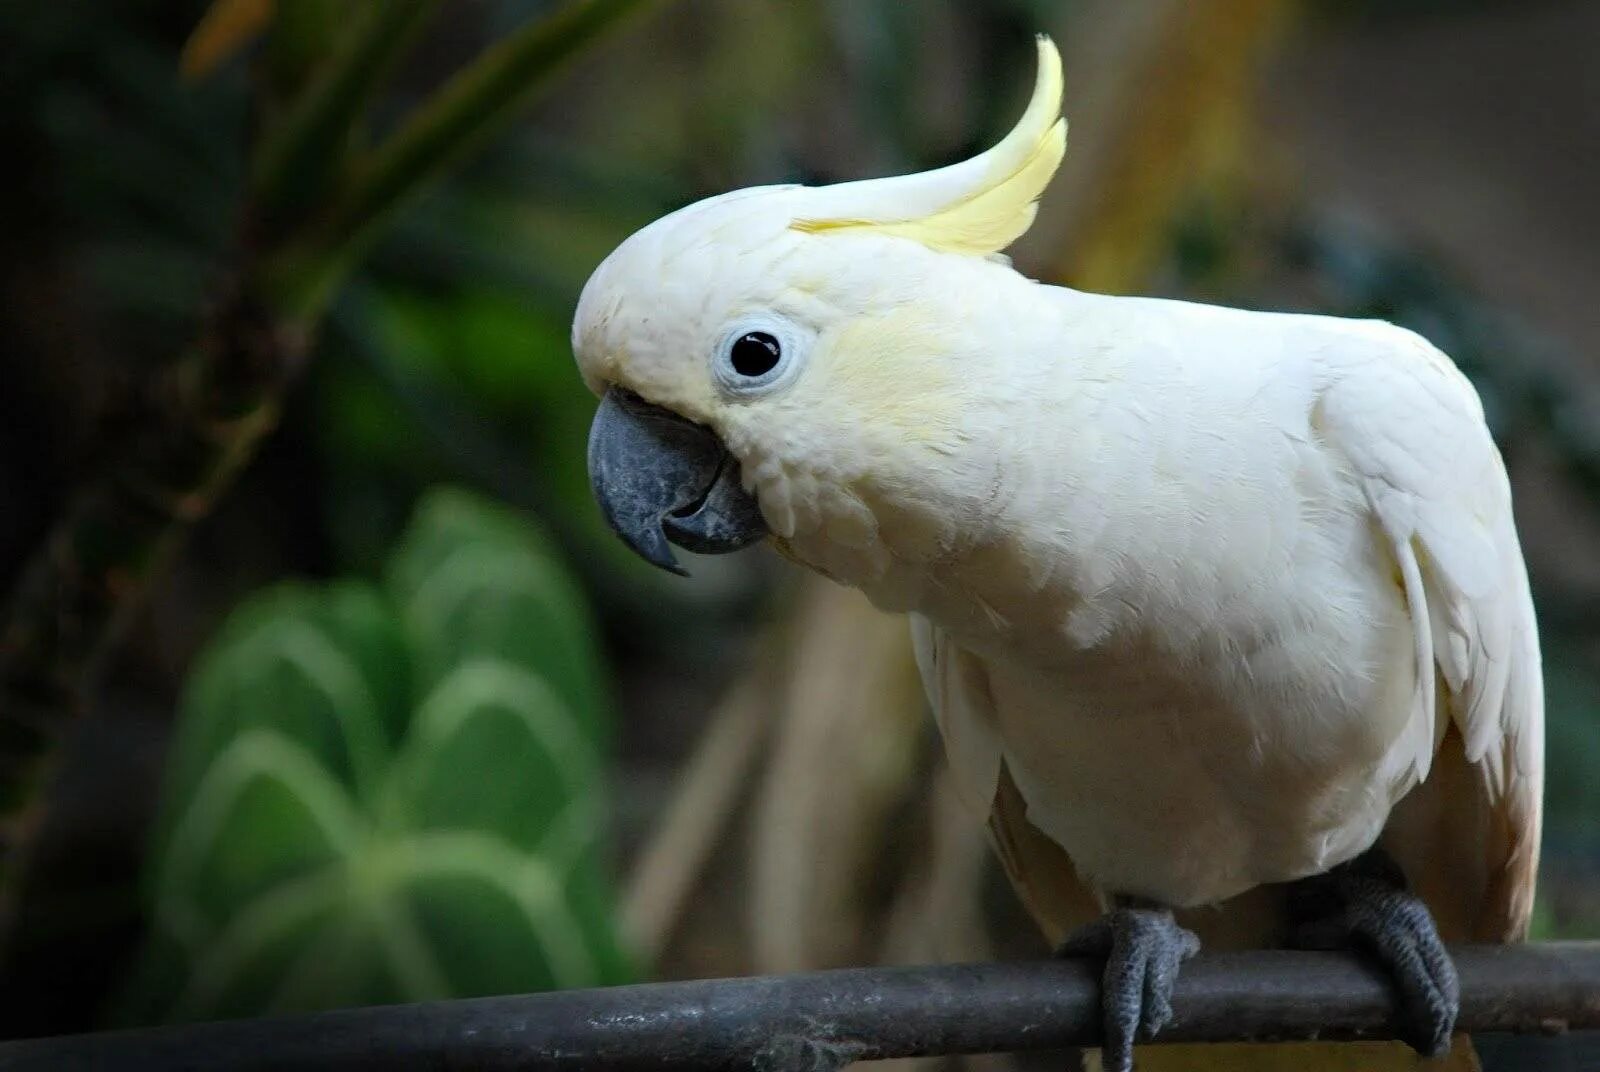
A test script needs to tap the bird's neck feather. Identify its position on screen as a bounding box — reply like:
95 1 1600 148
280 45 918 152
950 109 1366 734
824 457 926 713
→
759 282 1137 652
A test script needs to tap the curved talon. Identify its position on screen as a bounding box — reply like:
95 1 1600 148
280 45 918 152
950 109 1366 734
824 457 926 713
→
1057 906 1199 1072
1289 848 1459 1057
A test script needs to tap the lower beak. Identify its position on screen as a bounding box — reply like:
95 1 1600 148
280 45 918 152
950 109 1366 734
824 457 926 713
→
586 387 768 576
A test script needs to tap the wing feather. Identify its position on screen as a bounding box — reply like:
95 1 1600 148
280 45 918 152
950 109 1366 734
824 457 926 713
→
1317 327 1543 940
911 614 1003 821
912 614 1103 940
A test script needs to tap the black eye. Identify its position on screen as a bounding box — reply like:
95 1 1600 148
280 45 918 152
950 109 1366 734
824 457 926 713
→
729 332 782 378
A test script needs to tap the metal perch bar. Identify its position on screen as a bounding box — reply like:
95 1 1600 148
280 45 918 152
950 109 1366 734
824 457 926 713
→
4 944 1598 1070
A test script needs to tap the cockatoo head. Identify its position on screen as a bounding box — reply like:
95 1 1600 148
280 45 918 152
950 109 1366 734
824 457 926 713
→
576 37 1065 575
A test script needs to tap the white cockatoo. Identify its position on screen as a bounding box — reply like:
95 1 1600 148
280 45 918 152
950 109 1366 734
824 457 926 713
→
576 37 1542 1072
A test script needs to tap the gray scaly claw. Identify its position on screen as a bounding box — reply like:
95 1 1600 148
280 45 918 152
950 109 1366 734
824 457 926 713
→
1056 906 1200 1072
1289 848 1459 1057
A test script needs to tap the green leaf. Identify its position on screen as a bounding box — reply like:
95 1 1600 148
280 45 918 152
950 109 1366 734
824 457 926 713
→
385 659 599 858
153 583 401 853
260 907 426 1013
391 831 615 993
386 488 607 737
559 847 634 985
168 866 350 1021
153 731 360 947
317 580 415 749
128 484 629 1024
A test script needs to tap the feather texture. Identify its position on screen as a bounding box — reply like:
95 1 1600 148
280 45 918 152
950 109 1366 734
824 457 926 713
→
572 43 1543 1065
1314 329 1544 941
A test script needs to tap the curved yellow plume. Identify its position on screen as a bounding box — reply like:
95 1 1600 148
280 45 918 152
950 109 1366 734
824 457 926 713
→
792 36 1066 256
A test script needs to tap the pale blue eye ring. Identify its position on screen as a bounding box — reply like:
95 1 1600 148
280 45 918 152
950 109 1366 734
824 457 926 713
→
713 316 808 397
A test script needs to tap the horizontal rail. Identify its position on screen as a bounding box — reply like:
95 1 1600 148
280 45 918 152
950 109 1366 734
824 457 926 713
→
2 944 1598 1070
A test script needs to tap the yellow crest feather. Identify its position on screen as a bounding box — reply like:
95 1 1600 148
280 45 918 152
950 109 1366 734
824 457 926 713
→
792 36 1066 256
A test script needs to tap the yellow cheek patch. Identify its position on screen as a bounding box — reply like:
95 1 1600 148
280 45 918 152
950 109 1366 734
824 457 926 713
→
805 307 968 450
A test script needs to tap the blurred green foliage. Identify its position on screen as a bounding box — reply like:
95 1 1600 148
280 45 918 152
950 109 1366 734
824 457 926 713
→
121 488 628 1023
318 280 620 579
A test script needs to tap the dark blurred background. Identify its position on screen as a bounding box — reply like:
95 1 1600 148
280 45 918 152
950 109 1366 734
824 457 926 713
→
0 0 1596 1067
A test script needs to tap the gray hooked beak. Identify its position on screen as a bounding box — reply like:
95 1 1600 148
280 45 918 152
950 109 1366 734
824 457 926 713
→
586 387 768 575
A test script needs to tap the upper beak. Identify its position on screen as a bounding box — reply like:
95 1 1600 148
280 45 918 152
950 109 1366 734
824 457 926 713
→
586 387 768 575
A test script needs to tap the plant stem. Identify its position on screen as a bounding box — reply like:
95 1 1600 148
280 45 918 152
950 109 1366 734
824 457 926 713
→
251 0 443 232
262 0 661 318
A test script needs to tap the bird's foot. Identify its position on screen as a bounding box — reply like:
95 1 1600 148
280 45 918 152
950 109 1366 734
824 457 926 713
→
1288 847 1458 1057
1055 903 1199 1072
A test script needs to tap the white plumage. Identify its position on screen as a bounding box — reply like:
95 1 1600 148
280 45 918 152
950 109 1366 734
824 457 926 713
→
893 294 1542 936
572 31 1543 969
